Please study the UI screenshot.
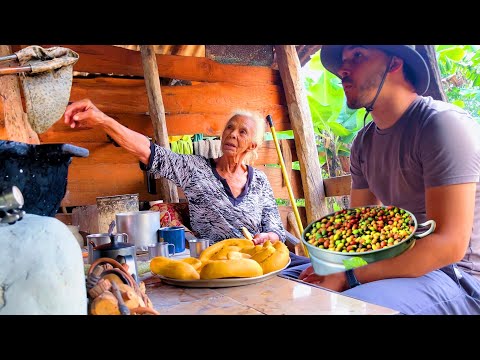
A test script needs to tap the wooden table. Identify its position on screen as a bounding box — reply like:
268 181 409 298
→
143 272 399 315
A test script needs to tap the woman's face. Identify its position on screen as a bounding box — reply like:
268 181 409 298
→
221 115 257 157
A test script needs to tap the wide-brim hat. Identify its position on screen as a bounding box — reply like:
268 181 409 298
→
320 45 430 95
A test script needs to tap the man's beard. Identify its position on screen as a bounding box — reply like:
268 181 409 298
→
345 73 384 110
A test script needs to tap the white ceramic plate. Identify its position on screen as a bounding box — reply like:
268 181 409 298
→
153 259 291 288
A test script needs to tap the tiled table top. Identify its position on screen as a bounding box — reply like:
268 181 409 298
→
87 246 398 315
144 273 399 315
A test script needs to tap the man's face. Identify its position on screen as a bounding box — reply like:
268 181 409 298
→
338 46 391 109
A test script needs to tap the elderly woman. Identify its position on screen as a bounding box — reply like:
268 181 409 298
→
64 99 286 245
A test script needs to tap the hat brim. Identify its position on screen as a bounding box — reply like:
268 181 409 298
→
320 45 430 95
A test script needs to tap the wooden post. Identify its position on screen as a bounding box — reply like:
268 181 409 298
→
416 45 447 101
140 45 179 203
275 45 329 223
0 45 39 143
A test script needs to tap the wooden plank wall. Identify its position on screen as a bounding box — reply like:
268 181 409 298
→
11 45 309 228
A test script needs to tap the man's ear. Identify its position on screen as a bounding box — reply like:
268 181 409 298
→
389 56 403 73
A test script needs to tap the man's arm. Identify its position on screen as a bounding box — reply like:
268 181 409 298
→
350 188 381 207
301 182 476 290
354 182 476 284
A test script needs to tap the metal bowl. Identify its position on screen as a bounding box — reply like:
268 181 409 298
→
301 206 436 275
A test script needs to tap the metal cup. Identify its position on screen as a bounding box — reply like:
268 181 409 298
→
148 242 175 259
188 239 210 258
87 233 113 263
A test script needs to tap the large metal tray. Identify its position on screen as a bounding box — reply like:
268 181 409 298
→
153 259 291 288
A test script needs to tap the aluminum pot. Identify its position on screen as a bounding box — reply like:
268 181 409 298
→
116 211 160 251
87 232 127 264
91 233 139 282
301 206 436 275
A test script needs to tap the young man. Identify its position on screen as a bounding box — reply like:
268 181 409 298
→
284 45 480 314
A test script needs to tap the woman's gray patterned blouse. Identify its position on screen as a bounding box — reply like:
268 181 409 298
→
144 142 286 244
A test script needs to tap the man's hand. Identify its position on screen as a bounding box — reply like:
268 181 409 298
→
299 265 349 292
64 99 107 129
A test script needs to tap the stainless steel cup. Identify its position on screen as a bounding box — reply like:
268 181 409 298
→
188 239 210 258
148 242 175 259
86 233 116 263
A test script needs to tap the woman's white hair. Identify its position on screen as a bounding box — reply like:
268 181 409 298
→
224 109 266 165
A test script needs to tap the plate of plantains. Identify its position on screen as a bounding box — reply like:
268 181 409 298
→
150 238 292 288
155 259 291 288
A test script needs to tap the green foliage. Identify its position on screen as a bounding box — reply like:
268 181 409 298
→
436 45 480 122
264 130 294 141
275 198 305 207
304 51 371 162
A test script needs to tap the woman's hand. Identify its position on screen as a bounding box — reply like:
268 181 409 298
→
64 98 151 164
299 265 349 292
64 99 108 129
252 232 279 245
252 233 269 245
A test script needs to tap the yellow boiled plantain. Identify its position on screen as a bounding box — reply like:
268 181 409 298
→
251 241 290 274
241 227 253 241
200 259 263 279
257 248 290 274
210 245 241 260
241 244 264 256
227 251 252 260
273 240 290 254
199 239 255 263
181 257 203 271
250 245 276 263
150 256 200 280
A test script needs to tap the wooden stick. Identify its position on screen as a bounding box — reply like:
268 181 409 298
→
0 65 31 76
110 281 131 315
267 115 308 256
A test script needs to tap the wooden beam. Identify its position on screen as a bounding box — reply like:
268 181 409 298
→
275 45 329 224
39 111 291 142
257 167 304 199
0 46 39 143
295 45 321 67
12 45 281 86
53 140 297 167
140 45 179 203
323 175 352 197
68 77 286 116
